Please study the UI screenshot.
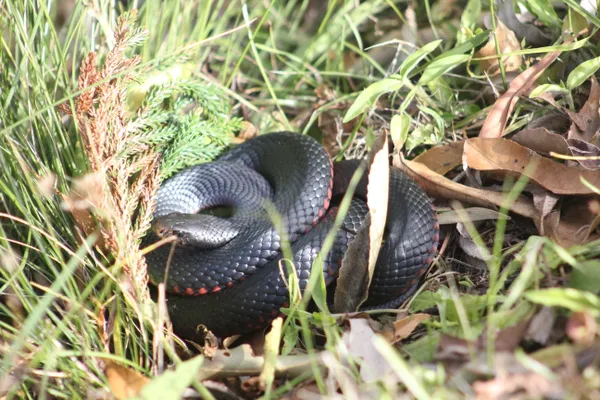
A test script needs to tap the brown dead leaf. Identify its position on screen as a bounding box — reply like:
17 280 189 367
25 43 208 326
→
526 113 571 132
203 329 219 358
494 318 532 352
567 77 600 143
61 172 110 250
464 137 600 195
479 43 565 138
334 134 389 312
105 360 150 400
392 313 431 343
412 141 464 175
532 191 560 236
568 138 600 170
540 198 600 247
231 121 258 143
476 19 522 75
394 154 539 219
511 128 570 156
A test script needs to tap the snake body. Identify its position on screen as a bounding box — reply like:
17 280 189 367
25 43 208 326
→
145 131 438 339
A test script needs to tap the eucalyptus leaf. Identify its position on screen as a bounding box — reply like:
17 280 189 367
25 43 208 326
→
525 288 600 315
566 56 600 90
343 76 405 122
398 39 442 78
419 54 470 85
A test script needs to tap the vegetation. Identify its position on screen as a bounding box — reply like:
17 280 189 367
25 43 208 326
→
1 0 600 398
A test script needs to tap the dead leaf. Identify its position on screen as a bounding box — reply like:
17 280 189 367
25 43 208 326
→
412 141 464 175
394 154 539 219
393 313 431 343
526 113 571 132
525 307 556 345
259 317 283 391
231 121 258 144
567 77 600 143
202 329 219 358
493 318 532 352
61 172 110 250
105 360 150 400
464 137 600 195
342 318 392 382
476 19 522 75
438 208 509 225
541 197 600 247
532 191 560 236
566 312 597 346
435 334 472 362
568 138 600 170
511 128 570 156
479 43 566 138
496 0 552 46
457 221 492 262
334 134 389 312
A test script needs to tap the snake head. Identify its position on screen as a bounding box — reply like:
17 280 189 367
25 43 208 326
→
152 213 240 249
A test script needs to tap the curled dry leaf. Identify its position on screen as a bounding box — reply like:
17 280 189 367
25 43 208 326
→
532 191 560 236
412 140 464 175
567 77 600 143
334 133 389 312
476 19 522 75
463 137 600 195
479 43 565 138
526 113 571 133
511 128 570 156
567 138 600 170
394 154 538 219
392 313 431 343
105 360 150 400
541 198 600 247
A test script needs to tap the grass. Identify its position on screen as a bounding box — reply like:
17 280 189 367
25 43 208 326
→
1 0 600 398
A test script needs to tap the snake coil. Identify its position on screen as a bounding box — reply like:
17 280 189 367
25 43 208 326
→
145 132 438 338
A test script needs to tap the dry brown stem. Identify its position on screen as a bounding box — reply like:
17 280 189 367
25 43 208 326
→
61 11 157 300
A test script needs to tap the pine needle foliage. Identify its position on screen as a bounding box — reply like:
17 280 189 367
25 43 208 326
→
131 79 243 180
